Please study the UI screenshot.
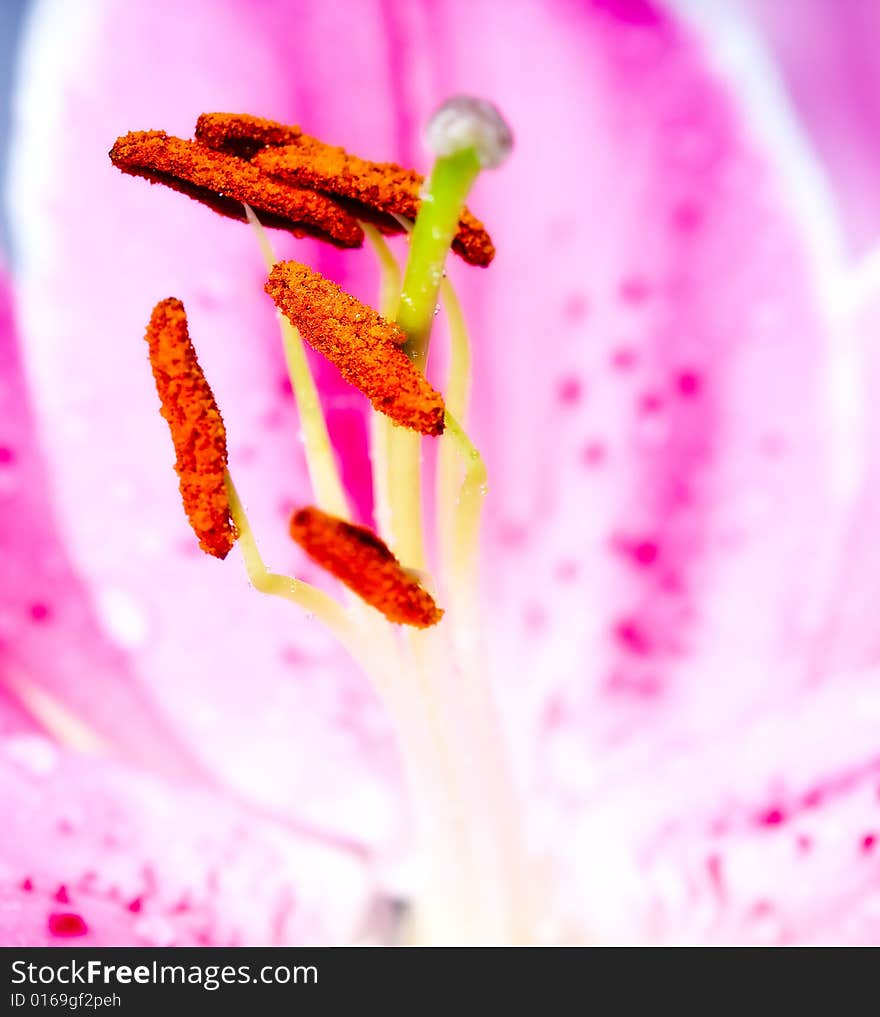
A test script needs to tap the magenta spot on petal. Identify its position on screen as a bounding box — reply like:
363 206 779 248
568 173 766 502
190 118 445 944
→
499 522 528 548
237 444 258 466
706 854 724 896
193 288 221 311
639 392 663 414
564 293 589 323
862 834 876 854
280 645 307 668
676 370 702 398
29 602 51 623
20 878 33 892
796 834 812 855
761 433 787 459
611 346 638 371
178 538 203 560
54 885 70 903
594 0 664 25
0 446 15 465
802 788 823 809
606 669 662 697
48 912 88 938
581 441 606 467
262 408 285 431
524 604 547 632
619 276 651 305
78 871 97 891
277 373 293 397
759 807 786 827
632 540 659 567
57 819 74 836
671 201 703 234
555 560 579 583
543 694 566 730
613 618 651 656
750 898 774 919
127 896 144 913
557 377 583 406
614 536 660 568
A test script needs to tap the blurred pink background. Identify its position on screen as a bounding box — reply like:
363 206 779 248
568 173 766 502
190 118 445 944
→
1 0 879 945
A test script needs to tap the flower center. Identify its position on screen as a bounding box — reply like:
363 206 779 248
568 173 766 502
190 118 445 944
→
112 98 535 944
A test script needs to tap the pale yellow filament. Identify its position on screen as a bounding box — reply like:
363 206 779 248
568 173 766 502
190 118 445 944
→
243 204 350 519
224 472 358 654
361 223 399 544
442 411 488 600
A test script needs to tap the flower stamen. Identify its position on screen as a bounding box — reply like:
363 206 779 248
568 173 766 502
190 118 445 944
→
265 260 445 436
193 112 494 266
289 506 443 627
144 298 237 558
110 130 362 247
243 205 352 519
253 143 494 268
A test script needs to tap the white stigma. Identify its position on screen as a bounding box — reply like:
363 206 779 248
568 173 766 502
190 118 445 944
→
425 95 513 169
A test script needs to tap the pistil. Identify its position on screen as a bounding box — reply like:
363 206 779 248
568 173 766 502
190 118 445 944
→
384 97 511 573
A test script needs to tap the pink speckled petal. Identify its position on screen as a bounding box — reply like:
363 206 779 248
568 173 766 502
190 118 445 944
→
11 0 406 839
0 736 378 945
438 2 836 777
0 266 209 774
544 665 880 944
11 0 873 943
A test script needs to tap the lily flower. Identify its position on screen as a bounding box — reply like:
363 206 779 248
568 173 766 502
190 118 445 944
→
2 0 879 945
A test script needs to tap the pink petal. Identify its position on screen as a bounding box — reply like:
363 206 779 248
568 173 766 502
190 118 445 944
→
0 735 377 945
807 286 880 678
443 2 838 773
733 0 880 256
708 0 880 680
0 263 209 774
543 665 880 943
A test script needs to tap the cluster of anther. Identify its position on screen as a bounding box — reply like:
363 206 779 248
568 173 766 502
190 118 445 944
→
112 112 493 627
110 113 494 262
